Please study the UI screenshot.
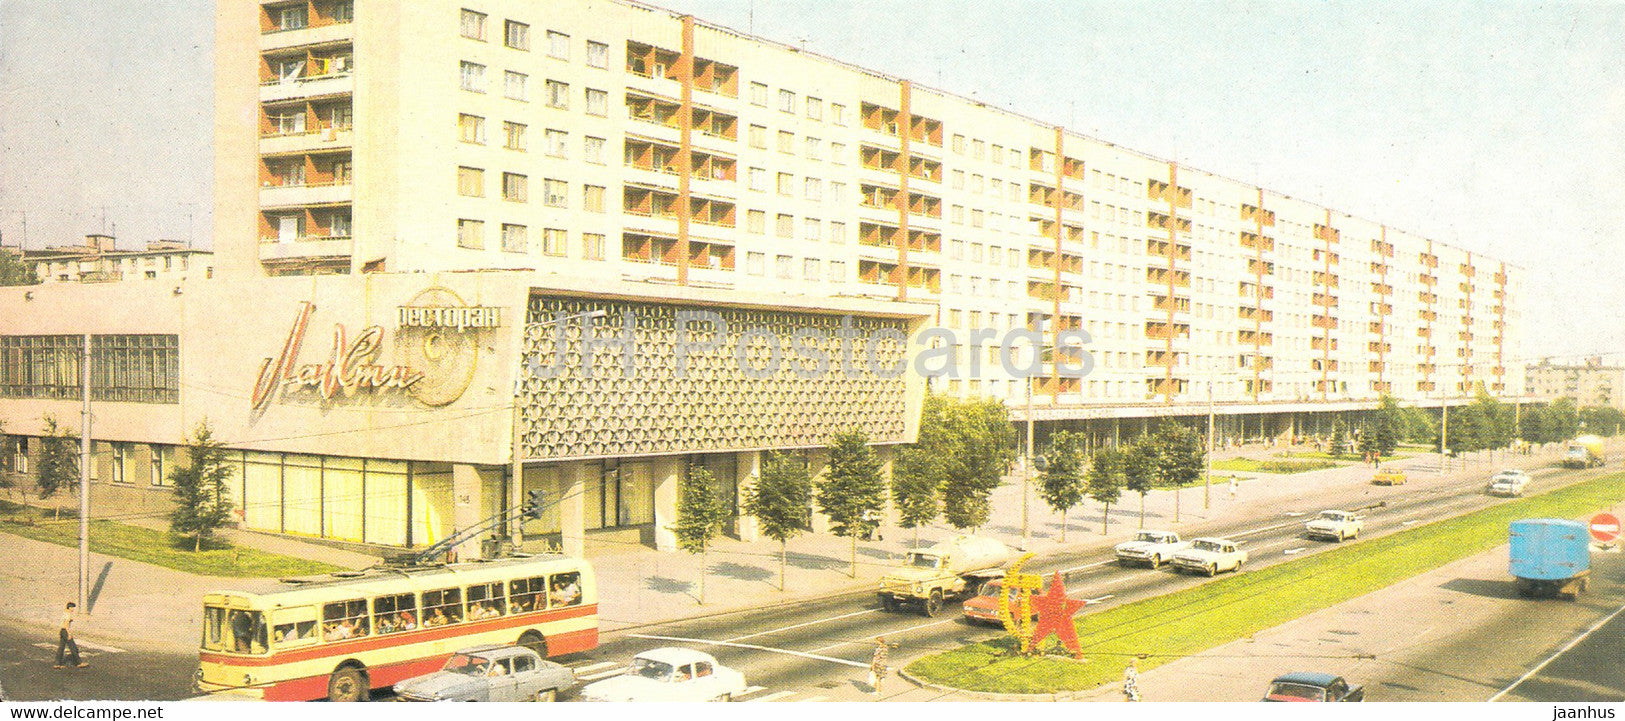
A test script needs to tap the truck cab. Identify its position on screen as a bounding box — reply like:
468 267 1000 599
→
878 536 1012 617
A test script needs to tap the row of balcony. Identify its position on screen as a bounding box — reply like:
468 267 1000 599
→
626 41 740 99
1240 203 1276 226
859 221 941 253
859 145 942 184
858 260 941 292
1147 178 1193 208
859 184 942 219
621 231 735 271
626 93 738 142
860 102 944 148
1239 231 1275 251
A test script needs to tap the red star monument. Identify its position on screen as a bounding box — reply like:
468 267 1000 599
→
1028 571 1086 658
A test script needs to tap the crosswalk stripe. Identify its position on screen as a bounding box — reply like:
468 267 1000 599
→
745 690 797 703
577 668 627 682
571 661 619 674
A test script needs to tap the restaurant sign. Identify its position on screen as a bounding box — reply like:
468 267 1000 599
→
251 301 425 411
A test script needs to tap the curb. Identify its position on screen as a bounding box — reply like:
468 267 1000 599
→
895 654 1106 702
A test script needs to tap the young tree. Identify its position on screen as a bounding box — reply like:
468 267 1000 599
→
35 415 78 501
1328 418 1351 458
1548 397 1581 441
1085 446 1124 535
0 247 37 287
1519 403 1551 445
743 451 812 591
817 429 886 578
1037 431 1085 541
670 465 728 604
1373 395 1405 457
1357 420 1379 463
890 447 941 546
169 423 237 552
1151 422 1205 492
1122 440 1157 527
927 396 1017 530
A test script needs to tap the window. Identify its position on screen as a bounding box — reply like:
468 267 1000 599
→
504 70 528 100
543 228 566 256
748 125 767 149
775 255 793 279
547 30 569 59
586 41 609 68
585 88 608 116
457 219 484 249
545 80 568 108
778 89 795 113
749 82 768 107
457 166 484 196
803 177 821 201
803 258 821 280
422 588 463 625
503 121 527 150
776 172 793 196
804 136 821 160
830 103 846 125
459 61 486 92
109 443 127 484
805 97 822 120
504 20 529 49
583 136 605 164
501 223 527 252
775 214 794 238
277 5 308 31
746 251 765 275
952 134 965 154
322 599 371 641
777 130 794 154
584 185 605 213
502 172 527 201
543 179 567 207
803 218 821 241
545 128 568 157
149 445 166 486
829 181 844 202
465 582 506 619
460 9 487 40
748 167 767 192
583 232 605 260
372 593 418 635
830 221 846 244
266 108 306 136
747 210 765 234
509 576 545 612
3 335 180 404
549 572 582 607
829 260 846 279
830 142 846 163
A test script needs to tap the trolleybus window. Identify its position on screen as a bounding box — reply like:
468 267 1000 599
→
373 592 418 634
466 581 505 620
322 599 370 641
270 606 319 648
549 571 582 608
203 606 227 651
509 576 545 613
422 587 463 626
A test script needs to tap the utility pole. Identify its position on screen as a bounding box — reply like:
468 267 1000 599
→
1021 357 1034 551
1205 371 1216 510
1440 397 1450 476
78 335 92 613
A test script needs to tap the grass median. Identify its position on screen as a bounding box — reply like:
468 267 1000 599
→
0 502 341 578
1211 457 1345 474
906 470 1625 695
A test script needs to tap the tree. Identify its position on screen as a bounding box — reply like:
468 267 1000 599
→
1037 431 1085 541
817 429 886 578
890 447 941 546
1581 405 1625 437
1122 440 1157 527
917 395 1016 531
1372 395 1405 457
35 415 78 501
1328 418 1351 458
670 465 728 603
0 422 15 505
1150 422 1205 491
1085 446 1124 535
169 422 237 552
0 247 36 287
1519 403 1552 445
743 451 812 591
1357 420 1379 462
1548 397 1581 441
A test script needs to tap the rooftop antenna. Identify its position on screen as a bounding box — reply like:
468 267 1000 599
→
748 0 753 34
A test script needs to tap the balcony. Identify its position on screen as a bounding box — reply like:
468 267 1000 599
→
260 127 353 155
260 71 352 103
259 235 353 262
261 21 352 52
259 181 352 208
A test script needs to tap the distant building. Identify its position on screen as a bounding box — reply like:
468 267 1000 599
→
1526 358 1625 410
26 234 214 284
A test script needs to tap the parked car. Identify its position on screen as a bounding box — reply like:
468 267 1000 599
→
1171 538 1247 576
579 648 747 702
1262 672 1364 702
393 645 575 702
1371 468 1407 486
1304 510 1364 542
960 579 1043 626
1487 469 1531 497
1114 530 1191 568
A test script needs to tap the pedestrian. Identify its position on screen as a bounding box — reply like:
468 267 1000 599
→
1123 657 1141 702
868 636 890 696
1228 475 1238 499
55 602 87 669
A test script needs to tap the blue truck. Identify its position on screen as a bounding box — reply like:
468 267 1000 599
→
1509 518 1592 599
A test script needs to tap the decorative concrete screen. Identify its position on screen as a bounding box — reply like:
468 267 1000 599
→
520 296 911 460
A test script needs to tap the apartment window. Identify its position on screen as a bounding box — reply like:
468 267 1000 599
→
460 9 487 40
278 5 308 31
109 443 127 484
502 172 527 202
584 184 605 213
504 71 529 100
805 97 822 120
328 103 353 130
775 214 794 238
803 218 821 241
583 136 605 164
749 82 768 107
583 232 606 260
457 166 484 196
266 108 306 135
828 181 844 202
748 125 767 149
830 221 846 244
778 89 795 113
545 128 568 157
777 173 793 196
503 121 527 150
775 255 793 279
952 134 965 154
504 20 529 50
803 258 821 280
747 210 766 234
777 130 794 154
830 103 846 125
803 178 821 201
804 136 822 160
543 179 567 207
547 31 569 59
542 228 567 256
457 219 484 249
746 252 766 276
829 260 846 279
586 41 609 69
545 80 568 108
149 445 166 486
972 139 985 159
501 223 527 252
460 61 486 92
748 167 768 192
585 88 608 116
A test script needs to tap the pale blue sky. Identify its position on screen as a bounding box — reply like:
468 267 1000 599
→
1 1 1620 359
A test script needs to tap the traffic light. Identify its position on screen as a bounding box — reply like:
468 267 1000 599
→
525 489 546 520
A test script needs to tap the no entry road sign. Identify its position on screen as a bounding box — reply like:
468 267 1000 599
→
1589 513 1621 543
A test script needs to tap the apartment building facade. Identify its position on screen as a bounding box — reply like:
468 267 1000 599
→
1526 359 1624 410
24 235 214 285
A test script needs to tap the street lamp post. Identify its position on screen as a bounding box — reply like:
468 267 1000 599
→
78 335 91 613
509 309 606 550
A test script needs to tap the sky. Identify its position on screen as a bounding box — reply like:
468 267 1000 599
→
1 0 1620 361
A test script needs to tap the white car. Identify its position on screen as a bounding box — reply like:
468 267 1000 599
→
579 648 747 702
1305 510 1364 542
1114 530 1191 568
1487 469 1531 497
1171 537 1248 576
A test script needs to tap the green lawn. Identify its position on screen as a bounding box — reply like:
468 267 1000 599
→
1279 450 1414 462
0 502 341 578
906 470 1625 695
1210 457 1345 474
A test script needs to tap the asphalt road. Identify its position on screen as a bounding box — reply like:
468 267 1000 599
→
1492 593 1625 702
0 623 196 702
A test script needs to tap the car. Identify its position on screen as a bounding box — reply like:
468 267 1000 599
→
1114 530 1191 568
393 645 575 702
1371 468 1407 486
960 579 1043 626
1487 469 1531 497
1171 537 1247 576
1304 510 1364 542
579 648 747 702
1262 672 1364 702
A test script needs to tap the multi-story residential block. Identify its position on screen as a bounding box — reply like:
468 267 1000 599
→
1526 359 1624 410
23 234 213 284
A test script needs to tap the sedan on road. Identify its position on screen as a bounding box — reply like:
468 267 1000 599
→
579 648 747 702
1487 469 1531 497
1172 538 1247 576
1262 672 1364 702
394 645 574 702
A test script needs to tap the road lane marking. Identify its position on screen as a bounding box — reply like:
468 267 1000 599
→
571 661 619 674
1284 547 1307 555
1488 599 1625 702
746 690 797 702
1085 595 1113 603
629 633 869 669
723 608 879 643
577 667 627 682
1057 559 1116 574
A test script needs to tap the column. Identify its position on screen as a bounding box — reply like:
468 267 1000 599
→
652 456 681 552
736 451 760 542
560 461 588 558
452 464 484 560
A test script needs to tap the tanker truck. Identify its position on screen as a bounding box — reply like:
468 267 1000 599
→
1562 435 1605 469
877 535 1014 617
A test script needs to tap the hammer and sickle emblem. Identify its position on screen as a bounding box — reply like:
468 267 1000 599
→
998 552 1044 652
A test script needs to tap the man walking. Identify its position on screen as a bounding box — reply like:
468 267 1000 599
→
1228 475 1239 499
55 602 86 669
